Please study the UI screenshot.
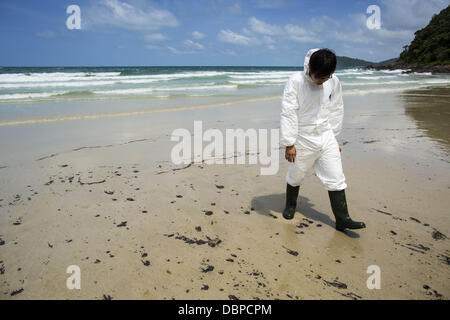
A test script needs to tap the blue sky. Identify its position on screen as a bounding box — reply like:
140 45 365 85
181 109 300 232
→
0 0 448 66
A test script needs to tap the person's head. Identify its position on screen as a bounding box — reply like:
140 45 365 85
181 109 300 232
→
308 48 336 85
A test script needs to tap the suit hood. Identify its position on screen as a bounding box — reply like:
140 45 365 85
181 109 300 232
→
303 48 320 79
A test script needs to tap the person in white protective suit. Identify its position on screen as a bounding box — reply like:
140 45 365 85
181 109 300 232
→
280 48 366 231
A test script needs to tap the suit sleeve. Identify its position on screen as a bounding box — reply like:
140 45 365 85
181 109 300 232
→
280 77 299 147
328 77 344 136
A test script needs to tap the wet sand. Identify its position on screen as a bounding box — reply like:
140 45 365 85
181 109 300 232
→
0 87 449 300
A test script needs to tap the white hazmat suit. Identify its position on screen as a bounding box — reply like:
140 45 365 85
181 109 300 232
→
280 48 347 191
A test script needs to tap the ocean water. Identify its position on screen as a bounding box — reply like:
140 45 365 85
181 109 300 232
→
0 66 449 125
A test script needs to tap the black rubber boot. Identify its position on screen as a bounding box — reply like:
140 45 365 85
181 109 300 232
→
328 190 366 231
283 184 300 220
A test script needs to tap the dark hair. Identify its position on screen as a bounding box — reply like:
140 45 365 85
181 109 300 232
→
309 48 337 78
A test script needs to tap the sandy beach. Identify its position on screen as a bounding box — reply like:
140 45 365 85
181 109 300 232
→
0 86 449 300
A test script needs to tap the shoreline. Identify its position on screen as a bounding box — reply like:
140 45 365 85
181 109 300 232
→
366 63 450 75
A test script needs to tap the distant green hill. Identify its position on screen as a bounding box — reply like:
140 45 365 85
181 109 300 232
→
336 56 374 68
334 56 398 69
373 58 398 67
398 5 450 66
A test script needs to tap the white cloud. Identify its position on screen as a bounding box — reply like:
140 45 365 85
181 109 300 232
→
218 17 325 50
192 31 205 40
145 44 163 50
339 1 448 45
217 29 259 46
332 29 370 44
228 3 242 15
144 33 168 42
167 46 195 55
284 24 308 37
222 49 237 56
380 0 449 31
215 1 448 61
295 2 448 62
248 17 283 35
262 36 275 44
242 27 254 36
319 1 446 61
284 23 321 42
84 0 179 31
373 28 414 41
262 36 276 49
249 18 320 43
289 35 322 43
184 39 204 50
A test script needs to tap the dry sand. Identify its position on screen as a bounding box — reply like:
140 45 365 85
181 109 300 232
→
0 87 449 300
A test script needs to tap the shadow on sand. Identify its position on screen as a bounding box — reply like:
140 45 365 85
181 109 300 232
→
251 193 360 238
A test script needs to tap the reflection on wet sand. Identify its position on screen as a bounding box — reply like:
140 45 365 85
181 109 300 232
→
400 86 450 152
